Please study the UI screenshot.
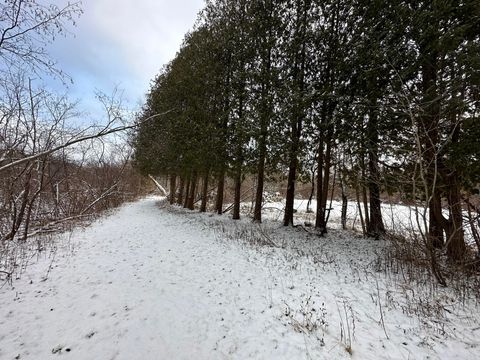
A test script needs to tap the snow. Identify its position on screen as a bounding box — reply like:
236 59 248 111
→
0 196 479 359
261 198 476 243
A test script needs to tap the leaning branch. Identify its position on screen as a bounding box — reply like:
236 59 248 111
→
0 110 173 173
148 175 169 197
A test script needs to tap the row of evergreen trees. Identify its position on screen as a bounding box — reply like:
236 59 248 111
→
133 0 479 263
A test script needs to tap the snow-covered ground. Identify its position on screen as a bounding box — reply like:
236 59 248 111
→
260 198 435 232
0 197 479 359
260 198 476 243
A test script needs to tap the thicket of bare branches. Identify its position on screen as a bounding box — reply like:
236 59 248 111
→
0 1 149 283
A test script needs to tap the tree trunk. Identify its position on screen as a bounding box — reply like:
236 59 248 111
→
366 107 385 238
233 166 242 220
177 176 185 205
321 137 332 226
360 155 370 231
215 168 225 215
429 192 444 248
355 182 366 235
253 139 266 222
306 167 315 213
446 173 466 261
419 24 445 250
169 174 176 205
233 72 245 221
316 142 333 233
340 171 348 230
316 135 325 230
200 169 210 213
253 16 273 223
187 171 197 210
284 144 299 226
283 0 307 227
183 175 191 208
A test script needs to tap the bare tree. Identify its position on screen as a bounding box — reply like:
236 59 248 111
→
0 0 82 78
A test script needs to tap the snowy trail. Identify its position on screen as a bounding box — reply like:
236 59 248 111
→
1 197 478 360
0 197 305 359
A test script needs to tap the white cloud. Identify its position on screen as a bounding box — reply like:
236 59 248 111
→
48 0 205 112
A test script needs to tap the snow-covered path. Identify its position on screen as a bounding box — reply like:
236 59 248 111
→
1 197 478 360
0 198 310 359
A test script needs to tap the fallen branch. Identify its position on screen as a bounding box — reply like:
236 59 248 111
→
80 182 119 215
222 186 255 214
148 175 168 197
25 214 93 239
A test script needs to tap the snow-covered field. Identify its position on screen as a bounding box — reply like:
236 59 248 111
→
260 198 437 233
259 198 476 244
0 197 479 359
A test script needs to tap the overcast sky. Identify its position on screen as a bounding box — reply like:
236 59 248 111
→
48 0 205 119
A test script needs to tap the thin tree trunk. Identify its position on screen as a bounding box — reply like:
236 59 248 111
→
253 142 266 222
366 107 385 238
315 100 334 234
169 174 176 205
321 137 332 227
233 74 245 221
306 167 315 213
315 112 326 230
200 169 210 213
253 21 272 223
466 200 480 255
4 168 32 241
177 176 185 205
360 155 370 230
341 175 348 230
284 147 298 226
22 159 48 241
253 79 270 223
233 166 242 220
446 174 466 260
420 28 445 250
355 182 366 235
183 175 191 208
215 168 225 215
283 0 307 227
187 171 198 210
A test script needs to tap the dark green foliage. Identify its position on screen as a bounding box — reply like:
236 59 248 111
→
132 0 479 261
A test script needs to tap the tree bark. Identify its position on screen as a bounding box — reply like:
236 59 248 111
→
366 107 385 238
215 168 225 215
306 167 315 213
200 169 210 213
253 139 266 222
187 171 197 210
446 173 466 260
316 134 325 230
315 103 333 233
284 140 299 226
283 0 307 227
233 166 242 220
253 70 271 222
419 23 445 250
340 171 348 230
183 175 191 208
177 176 185 205
169 174 176 205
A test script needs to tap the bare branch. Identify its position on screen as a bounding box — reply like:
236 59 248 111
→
0 110 174 173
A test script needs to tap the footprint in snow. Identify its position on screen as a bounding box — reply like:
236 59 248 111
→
52 345 71 354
